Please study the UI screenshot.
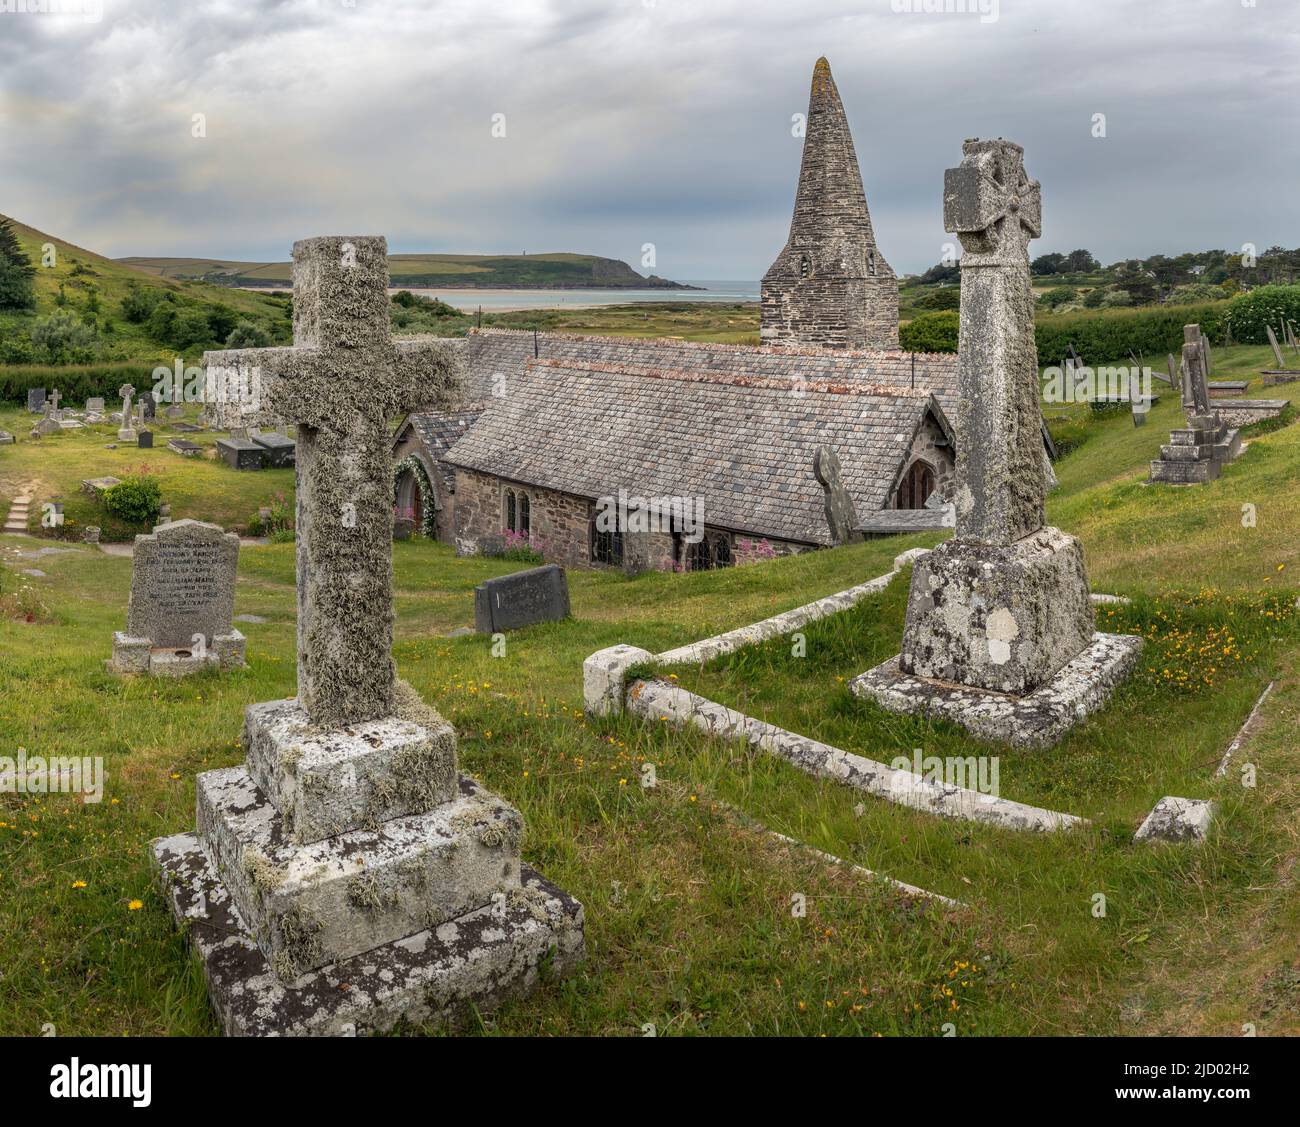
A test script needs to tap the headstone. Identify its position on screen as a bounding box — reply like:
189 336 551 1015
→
48 388 63 420
107 518 246 676
216 437 266 470
0 429 14 444
35 407 61 436
167 438 203 457
812 445 864 545
1134 796 1214 844
138 430 154 449
1150 341 1242 484
118 384 137 442
474 563 571 632
141 391 156 421
250 431 296 468
85 397 106 414
27 388 46 413
154 234 582 1035
852 138 1142 747
1266 324 1286 369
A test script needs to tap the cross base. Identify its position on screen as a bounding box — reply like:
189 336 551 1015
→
852 632 1144 749
152 831 585 1036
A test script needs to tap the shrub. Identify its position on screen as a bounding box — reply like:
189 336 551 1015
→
1224 285 1300 345
225 321 271 349
913 287 960 312
900 311 958 353
30 310 98 364
103 476 163 526
120 285 167 323
1038 285 1077 310
207 305 238 341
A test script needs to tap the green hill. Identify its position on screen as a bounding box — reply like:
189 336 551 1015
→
0 215 292 365
118 251 698 290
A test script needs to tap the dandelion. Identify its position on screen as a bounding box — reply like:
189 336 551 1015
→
128 899 143 911
71 880 87 889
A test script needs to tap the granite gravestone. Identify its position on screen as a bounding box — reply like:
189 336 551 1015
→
852 138 1142 747
251 430 296 468
85 396 106 415
216 436 265 470
153 234 584 1036
27 388 46 413
118 384 137 442
107 518 246 676
474 563 571 633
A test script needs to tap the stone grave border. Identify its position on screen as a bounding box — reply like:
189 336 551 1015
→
584 547 1094 836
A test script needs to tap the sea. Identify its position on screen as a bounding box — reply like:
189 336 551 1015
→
396 279 760 313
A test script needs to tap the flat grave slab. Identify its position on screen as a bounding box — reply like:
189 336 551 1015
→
1208 381 1248 397
167 439 203 457
170 422 204 433
251 431 296 468
217 437 266 471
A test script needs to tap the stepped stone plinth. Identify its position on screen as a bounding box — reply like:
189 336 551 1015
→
1150 337 1242 485
153 235 583 1035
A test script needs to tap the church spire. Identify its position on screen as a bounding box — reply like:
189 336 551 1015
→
761 57 899 350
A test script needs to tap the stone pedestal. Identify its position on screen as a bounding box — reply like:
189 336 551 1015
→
107 629 246 676
153 678 583 1033
898 527 1094 695
1149 413 1241 485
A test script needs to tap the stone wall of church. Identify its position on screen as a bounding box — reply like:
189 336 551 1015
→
392 429 456 544
891 415 957 507
452 467 592 569
760 274 900 351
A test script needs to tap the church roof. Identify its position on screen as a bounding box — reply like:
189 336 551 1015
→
441 357 953 546
395 408 483 492
458 327 957 415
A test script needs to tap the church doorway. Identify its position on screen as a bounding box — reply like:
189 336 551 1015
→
897 459 936 510
395 469 424 529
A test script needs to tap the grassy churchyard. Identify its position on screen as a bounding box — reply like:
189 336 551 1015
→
2 348 1299 1037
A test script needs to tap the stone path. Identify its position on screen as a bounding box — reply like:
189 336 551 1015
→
3 494 32 535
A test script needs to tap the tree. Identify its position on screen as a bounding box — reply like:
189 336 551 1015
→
0 217 35 310
1063 249 1099 273
1031 252 1066 276
917 261 960 285
207 305 237 341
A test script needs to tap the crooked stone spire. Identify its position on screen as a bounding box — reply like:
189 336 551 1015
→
761 57 899 350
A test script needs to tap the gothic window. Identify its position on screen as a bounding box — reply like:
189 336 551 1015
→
897 459 936 510
799 253 812 278
675 531 734 572
504 489 516 532
868 249 877 277
519 493 530 536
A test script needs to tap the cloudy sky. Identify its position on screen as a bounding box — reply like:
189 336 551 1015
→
1 0 1296 280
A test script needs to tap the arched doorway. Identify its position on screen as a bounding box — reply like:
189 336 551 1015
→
395 469 424 527
897 459 936 510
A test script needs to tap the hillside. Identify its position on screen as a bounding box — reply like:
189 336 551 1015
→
0 215 291 365
118 251 700 291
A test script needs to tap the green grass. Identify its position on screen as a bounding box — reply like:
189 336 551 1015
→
2 347 1299 1037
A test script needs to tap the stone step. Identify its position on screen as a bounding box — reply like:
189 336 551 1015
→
196 766 523 983
242 685 458 844
1159 443 1216 463
1151 458 1220 484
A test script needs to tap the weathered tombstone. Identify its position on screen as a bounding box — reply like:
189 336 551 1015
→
474 563 571 632
141 390 156 421
48 388 63 420
117 384 137 442
154 234 583 1035
35 406 61 436
26 388 46 413
138 430 154 449
1150 341 1241 484
85 396 106 415
107 519 246 677
812 445 864 546
0 429 14 445
167 438 203 457
852 138 1142 747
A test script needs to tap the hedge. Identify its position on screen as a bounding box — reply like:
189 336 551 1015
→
0 362 156 407
900 311 958 353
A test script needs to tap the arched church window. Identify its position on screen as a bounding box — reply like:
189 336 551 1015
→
504 489 516 532
898 460 936 510
519 493 530 536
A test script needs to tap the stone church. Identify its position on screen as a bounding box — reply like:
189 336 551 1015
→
391 56 963 572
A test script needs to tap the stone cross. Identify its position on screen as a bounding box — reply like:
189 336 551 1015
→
119 383 135 421
812 445 863 545
943 137 1044 547
49 388 61 414
204 235 461 729
1183 339 1211 417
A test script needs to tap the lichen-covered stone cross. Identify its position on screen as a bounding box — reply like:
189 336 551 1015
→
943 138 1045 547
204 236 461 728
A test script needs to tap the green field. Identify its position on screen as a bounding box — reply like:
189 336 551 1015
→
1 348 1298 1037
